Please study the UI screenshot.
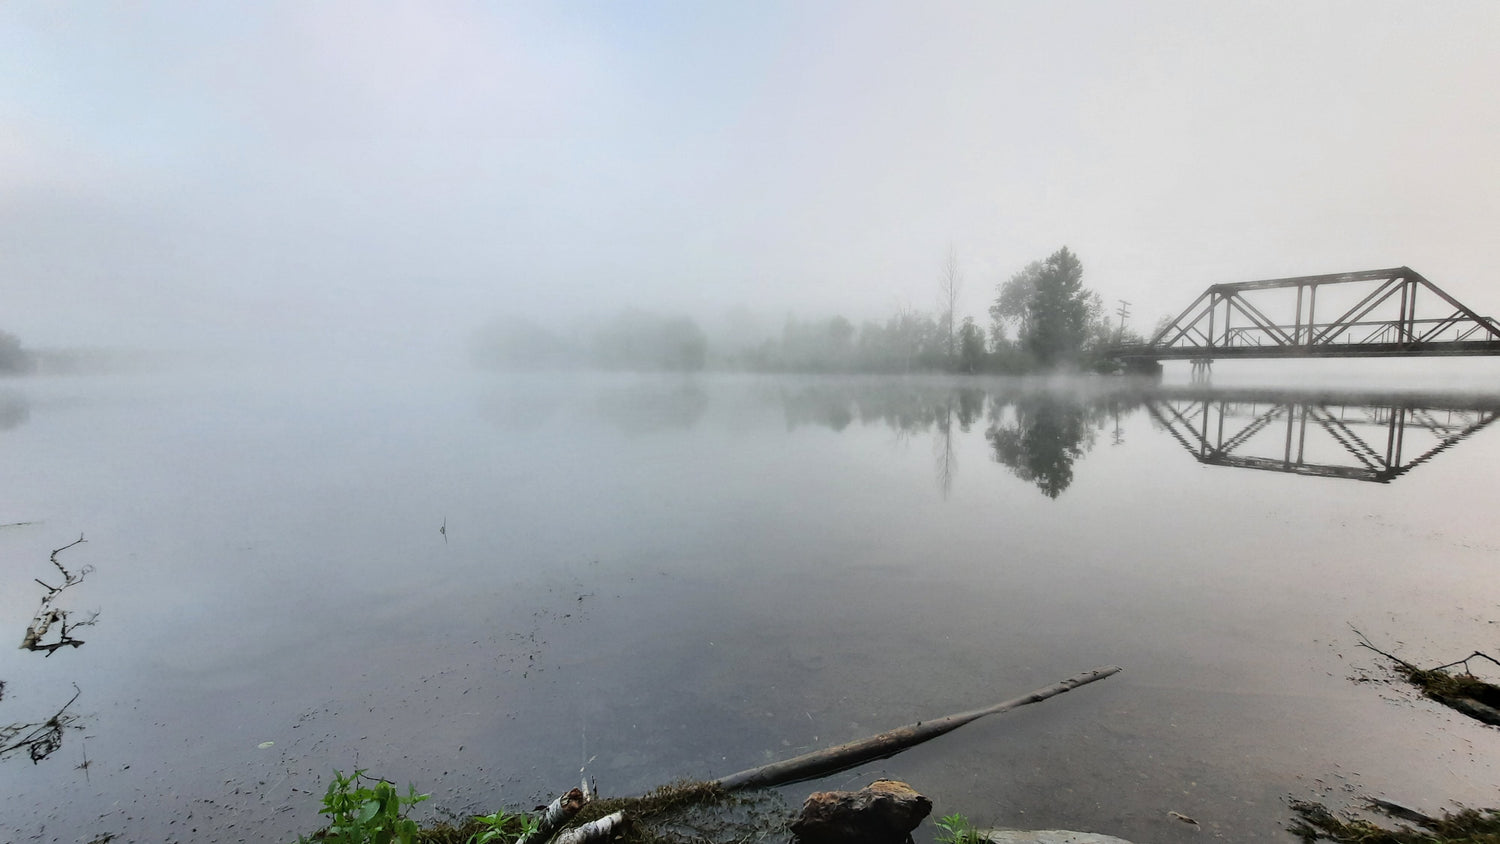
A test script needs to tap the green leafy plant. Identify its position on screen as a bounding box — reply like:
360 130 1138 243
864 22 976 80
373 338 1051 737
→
466 809 539 844
935 812 982 844
298 768 430 844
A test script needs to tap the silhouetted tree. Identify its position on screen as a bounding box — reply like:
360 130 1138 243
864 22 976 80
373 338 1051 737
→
468 316 573 370
990 259 1039 347
938 247 963 362
992 247 1093 368
591 310 708 372
0 331 33 374
778 315 857 372
958 317 987 373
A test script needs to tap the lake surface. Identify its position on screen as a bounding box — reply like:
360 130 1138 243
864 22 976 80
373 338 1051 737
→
4 367 1500 843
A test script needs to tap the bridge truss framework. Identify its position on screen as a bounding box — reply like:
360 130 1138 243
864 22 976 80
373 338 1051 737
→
1117 267 1500 362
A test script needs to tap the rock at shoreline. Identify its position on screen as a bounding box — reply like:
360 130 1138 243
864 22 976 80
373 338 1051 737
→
791 779 933 844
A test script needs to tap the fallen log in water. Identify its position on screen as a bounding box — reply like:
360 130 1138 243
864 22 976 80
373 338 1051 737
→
714 665 1122 792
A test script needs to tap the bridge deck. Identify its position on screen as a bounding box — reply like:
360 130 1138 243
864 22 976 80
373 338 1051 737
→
1113 339 1500 360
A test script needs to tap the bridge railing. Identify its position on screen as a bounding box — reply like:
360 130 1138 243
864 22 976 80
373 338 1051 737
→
1215 316 1500 349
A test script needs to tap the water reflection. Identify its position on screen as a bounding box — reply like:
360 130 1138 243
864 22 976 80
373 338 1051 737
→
776 381 1119 497
0 686 82 764
778 382 993 496
986 396 1110 499
769 381 1500 494
4 536 98 767
1146 391 1500 483
779 381 975 434
477 379 708 434
475 377 1500 494
0 391 28 431
594 382 707 434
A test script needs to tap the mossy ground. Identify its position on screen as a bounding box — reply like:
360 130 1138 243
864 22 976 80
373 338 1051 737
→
1290 800 1500 843
400 782 789 844
568 781 789 844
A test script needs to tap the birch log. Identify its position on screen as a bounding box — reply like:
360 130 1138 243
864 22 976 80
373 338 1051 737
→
517 787 588 844
552 811 629 844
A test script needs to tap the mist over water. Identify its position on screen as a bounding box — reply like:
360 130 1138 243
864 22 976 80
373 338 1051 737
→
2 367 1499 842
5 4 1500 841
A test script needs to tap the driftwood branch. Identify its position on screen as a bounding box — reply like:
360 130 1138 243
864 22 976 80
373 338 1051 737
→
1350 626 1420 673
714 665 1123 792
1430 651 1500 675
1352 625 1500 679
519 788 588 844
552 811 629 844
19 534 95 654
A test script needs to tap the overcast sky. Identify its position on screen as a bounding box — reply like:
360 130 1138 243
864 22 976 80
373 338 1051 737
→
3 1 1498 358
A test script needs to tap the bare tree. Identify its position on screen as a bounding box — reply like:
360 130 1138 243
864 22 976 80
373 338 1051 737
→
938 246 963 362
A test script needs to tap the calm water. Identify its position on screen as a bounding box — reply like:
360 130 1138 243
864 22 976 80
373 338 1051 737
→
4 367 1500 843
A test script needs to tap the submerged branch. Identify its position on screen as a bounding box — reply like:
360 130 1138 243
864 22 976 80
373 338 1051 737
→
1350 626 1500 726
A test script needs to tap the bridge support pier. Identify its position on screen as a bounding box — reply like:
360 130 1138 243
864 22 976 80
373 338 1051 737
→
1190 359 1213 384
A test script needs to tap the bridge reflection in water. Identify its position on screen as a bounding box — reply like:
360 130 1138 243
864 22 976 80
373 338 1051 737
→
1146 390 1500 483
767 381 1500 494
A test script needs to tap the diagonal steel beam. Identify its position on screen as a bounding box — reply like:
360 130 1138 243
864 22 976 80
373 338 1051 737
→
1416 310 1465 344
1407 269 1500 341
1313 275 1402 345
1150 289 1213 347
1224 291 1296 346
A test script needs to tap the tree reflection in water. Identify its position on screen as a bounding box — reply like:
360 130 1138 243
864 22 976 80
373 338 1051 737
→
986 396 1105 499
703 380 1499 497
776 381 1116 498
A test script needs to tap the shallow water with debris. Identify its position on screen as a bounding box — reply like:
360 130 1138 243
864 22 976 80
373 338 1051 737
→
3 367 1500 843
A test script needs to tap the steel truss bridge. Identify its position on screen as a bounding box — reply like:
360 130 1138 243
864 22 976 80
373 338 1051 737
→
1146 389 1500 482
1111 267 1500 367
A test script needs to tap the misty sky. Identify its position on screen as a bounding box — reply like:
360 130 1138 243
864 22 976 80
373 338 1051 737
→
3 1 1498 358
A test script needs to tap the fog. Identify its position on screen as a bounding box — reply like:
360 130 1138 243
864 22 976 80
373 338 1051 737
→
4 2 1499 367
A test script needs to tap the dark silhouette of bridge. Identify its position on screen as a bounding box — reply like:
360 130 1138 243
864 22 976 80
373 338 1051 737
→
1110 267 1500 372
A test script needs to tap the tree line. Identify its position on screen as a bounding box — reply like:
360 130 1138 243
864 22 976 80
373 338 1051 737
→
0 331 33 375
736 246 1143 374
469 247 1145 374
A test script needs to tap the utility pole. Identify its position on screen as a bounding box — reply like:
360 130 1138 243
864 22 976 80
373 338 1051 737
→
1115 299 1132 342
